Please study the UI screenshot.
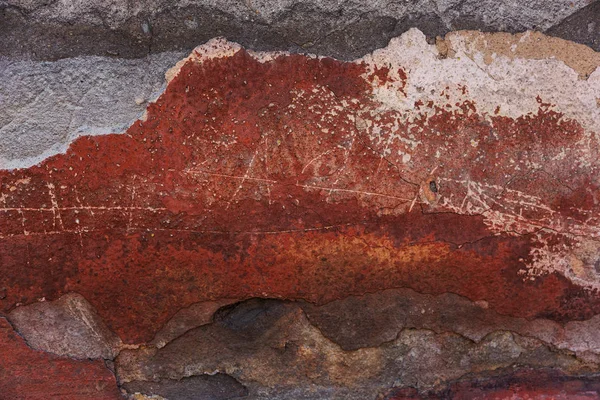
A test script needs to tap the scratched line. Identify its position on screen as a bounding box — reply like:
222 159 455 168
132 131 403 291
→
186 170 277 183
0 206 167 212
0 223 354 239
301 150 332 174
225 136 265 209
189 169 411 201
149 224 354 235
296 183 413 202
127 177 138 233
47 182 65 230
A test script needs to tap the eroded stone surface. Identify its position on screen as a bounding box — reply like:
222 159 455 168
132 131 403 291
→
1 0 594 61
383 369 600 399
547 0 600 53
122 374 248 400
150 299 236 348
0 317 122 399
115 299 596 399
301 288 600 363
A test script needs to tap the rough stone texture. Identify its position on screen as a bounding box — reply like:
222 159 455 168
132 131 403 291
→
547 0 600 52
2 1 599 171
0 0 595 61
150 299 236 348
115 299 596 399
3 1 599 169
0 317 123 399
3 28 600 399
301 289 600 362
7 292 122 359
382 369 600 399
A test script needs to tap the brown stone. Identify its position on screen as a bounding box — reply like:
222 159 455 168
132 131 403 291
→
8 293 122 359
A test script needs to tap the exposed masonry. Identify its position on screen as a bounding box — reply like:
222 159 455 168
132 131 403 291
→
5 0 590 32
2 0 598 62
8 291 600 399
115 306 588 399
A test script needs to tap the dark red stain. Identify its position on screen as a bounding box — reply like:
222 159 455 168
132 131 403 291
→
0 318 122 399
1 48 600 343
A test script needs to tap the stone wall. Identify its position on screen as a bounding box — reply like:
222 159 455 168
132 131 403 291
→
2 2 600 399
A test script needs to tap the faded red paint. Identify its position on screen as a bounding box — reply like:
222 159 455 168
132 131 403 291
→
0 318 122 399
1 48 600 343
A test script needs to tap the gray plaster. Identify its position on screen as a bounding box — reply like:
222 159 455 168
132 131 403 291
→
0 51 184 168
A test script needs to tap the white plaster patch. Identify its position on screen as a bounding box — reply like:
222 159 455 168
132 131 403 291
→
362 29 600 135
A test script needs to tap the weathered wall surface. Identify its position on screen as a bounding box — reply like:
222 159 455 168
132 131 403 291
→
2 0 600 169
2 2 600 399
